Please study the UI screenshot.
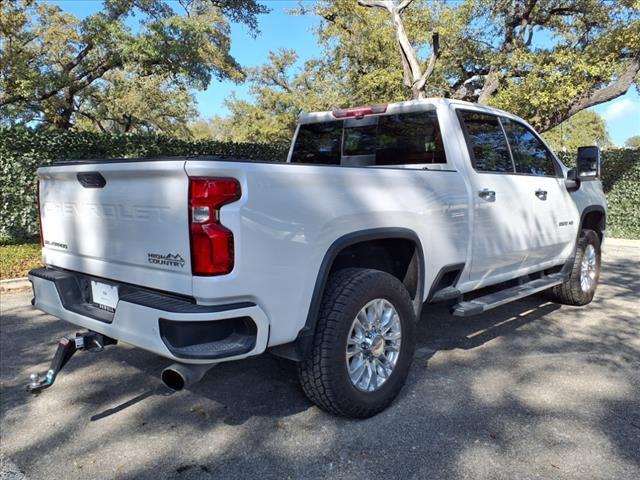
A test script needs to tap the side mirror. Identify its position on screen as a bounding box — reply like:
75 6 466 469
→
565 168 580 191
576 146 601 179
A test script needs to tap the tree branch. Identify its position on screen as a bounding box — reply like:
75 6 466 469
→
414 32 440 92
356 0 392 12
357 0 438 99
317 11 354 35
397 0 415 13
539 56 640 131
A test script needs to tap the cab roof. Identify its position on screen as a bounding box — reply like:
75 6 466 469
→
297 98 524 125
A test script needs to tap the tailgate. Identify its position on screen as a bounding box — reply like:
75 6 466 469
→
38 160 192 295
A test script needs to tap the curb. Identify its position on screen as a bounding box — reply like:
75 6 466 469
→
0 238 636 292
0 277 31 294
605 237 640 247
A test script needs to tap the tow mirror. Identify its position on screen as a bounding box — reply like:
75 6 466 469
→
576 146 601 179
565 168 580 191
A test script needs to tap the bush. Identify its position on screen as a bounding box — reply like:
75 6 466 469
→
1 128 639 240
0 127 288 240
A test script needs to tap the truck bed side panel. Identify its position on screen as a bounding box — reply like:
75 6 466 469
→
185 161 470 346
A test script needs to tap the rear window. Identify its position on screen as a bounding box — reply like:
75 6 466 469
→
290 111 446 166
458 111 514 173
289 121 342 165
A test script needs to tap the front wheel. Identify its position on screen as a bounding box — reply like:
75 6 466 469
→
298 268 416 418
547 229 601 306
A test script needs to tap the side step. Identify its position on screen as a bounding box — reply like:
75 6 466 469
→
429 286 461 303
452 273 566 317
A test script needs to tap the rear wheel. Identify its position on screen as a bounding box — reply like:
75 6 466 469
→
547 229 601 306
298 268 416 418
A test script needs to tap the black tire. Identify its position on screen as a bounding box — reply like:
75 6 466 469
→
297 268 416 418
547 229 601 306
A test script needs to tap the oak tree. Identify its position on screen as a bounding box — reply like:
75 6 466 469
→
0 0 268 132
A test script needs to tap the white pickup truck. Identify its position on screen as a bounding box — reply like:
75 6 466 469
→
29 98 606 418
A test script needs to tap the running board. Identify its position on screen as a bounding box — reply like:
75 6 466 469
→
452 273 566 317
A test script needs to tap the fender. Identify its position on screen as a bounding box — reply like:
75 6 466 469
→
579 205 606 235
286 228 426 360
557 205 606 275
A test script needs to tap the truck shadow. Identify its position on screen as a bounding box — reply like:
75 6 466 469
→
86 292 562 426
2 258 638 479
417 295 560 353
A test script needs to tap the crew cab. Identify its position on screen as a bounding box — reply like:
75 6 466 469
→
29 99 607 418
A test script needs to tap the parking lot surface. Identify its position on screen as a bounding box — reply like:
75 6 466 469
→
1 241 639 480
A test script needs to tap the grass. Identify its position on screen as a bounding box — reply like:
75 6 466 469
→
0 239 42 280
0 229 636 281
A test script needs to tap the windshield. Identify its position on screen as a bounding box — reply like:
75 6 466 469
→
290 110 446 166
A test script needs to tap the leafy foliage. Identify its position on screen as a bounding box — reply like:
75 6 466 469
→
1 128 638 242
0 0 269 132
0 240 41 280
542 111 612 153
204 49 345 143
221 0 639 140
625 135 640 148
559 148 640 239
0 127 288 240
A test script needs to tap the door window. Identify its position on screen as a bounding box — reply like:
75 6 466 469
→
458 111 514 173
501 118 558 176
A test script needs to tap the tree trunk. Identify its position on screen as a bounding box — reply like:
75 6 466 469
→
51 89 75 129
357 0 439 100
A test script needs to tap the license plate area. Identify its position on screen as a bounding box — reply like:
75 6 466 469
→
90 280 119 312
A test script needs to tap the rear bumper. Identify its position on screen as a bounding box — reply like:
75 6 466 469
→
28 268 269 364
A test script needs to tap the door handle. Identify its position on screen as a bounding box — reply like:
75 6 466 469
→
478 189 496 201
535 189 548 200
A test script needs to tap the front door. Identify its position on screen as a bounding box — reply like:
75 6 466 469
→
500 118 580 267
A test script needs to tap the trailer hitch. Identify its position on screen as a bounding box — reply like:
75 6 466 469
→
27 331 117 394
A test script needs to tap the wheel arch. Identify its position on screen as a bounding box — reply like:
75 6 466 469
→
274 228 425 361
579 205 606 243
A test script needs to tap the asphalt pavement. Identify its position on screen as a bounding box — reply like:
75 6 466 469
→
1 240 639 480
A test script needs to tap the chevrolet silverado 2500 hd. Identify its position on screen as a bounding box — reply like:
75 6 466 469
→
28 99 606 418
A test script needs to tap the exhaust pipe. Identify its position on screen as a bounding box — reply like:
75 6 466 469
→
161 363 217 391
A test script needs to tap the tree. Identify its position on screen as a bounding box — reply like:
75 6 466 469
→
0 0 268 132
542 110 612 152
73 71 198 135
305 0 640 132
355 1 440 99
206 49 345 143
625 135 640 148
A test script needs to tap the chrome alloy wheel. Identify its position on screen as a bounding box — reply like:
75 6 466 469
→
346 298 402 392
580 244 598 292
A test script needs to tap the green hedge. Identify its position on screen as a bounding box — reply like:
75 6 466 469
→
0 128 288 240
559 149 640 239
1 128 639 240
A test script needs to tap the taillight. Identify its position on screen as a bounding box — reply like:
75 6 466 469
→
188 177 241 276
37 181 43 248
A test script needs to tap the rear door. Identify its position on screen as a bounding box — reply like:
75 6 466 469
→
38 160 193 295
457 110 531 281
500 118 579 266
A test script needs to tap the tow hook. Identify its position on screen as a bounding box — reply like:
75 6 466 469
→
27 331 117 394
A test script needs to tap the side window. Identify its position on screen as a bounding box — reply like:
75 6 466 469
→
375 111 446 165
290 121 342 165
458 111 513 173
501 119 557 176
